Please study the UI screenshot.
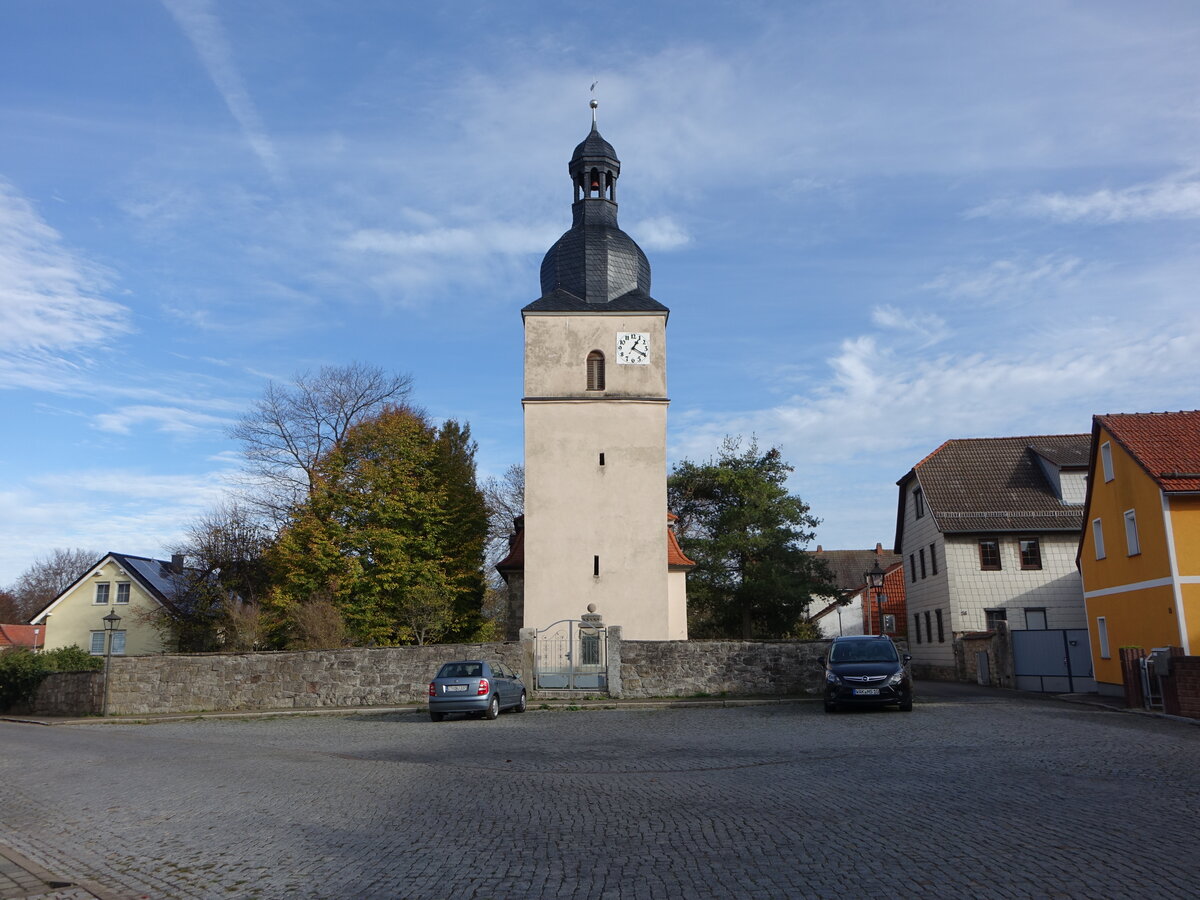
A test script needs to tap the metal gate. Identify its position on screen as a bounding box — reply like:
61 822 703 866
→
1012 628 1095 693
534 619 607 691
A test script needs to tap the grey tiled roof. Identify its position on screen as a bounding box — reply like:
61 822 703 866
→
812 548 903 592
571 125 619 169
1028 443 1089 467
907 434 1090 534
523 288 668 314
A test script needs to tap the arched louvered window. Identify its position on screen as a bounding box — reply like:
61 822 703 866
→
586 351 605 391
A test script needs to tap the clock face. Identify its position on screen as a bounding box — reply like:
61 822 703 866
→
616 331 650 365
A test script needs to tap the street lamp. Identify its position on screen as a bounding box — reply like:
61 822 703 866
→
865 560 887 636
101 609 121 717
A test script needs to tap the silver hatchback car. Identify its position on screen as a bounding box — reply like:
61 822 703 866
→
427 659 527 721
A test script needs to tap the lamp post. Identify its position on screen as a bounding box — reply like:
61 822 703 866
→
866 561 887 636
101 609 121 717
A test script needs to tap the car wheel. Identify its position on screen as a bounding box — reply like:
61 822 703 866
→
514 691 527 713
429 711 444 722
824 701 838 713
898 696 913 712
485 695 500 720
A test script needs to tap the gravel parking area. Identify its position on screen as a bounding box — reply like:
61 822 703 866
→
2 684 1198 899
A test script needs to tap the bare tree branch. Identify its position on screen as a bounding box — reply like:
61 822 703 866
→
229 362 414 516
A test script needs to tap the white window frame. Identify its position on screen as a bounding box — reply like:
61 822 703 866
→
110 631 127 655
94 582 110 604
1092 518 1106 560
1097 616 1110 659
1124 509 1140 556
1100 441 1114 482
89 631 106 655
115 582 131 604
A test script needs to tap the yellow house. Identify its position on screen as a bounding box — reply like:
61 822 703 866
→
1078 411 1200 695
29 552 191 656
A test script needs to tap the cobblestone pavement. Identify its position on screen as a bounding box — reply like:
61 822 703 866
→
2 684 1198 899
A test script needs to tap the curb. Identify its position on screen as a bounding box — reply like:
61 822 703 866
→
1 696 813 726
0 842 135 900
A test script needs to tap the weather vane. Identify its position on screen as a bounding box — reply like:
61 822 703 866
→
590 80 599 125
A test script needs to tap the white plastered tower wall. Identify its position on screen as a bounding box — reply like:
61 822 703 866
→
517 108 687 640
523 311 684 639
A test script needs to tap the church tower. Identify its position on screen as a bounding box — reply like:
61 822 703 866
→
518 103 688 640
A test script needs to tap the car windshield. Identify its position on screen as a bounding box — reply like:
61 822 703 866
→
830 642 898 664
438 662 483 678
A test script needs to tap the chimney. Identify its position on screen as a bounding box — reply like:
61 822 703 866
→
875 543 883 555
815 545 824 554
171 553 185 574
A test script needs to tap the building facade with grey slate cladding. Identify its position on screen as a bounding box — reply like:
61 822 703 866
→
894 434 1090 676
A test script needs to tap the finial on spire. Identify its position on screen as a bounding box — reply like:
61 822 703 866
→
589 81 599 127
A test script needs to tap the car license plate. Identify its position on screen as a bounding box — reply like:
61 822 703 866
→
853 688 880 696
445 684 468 692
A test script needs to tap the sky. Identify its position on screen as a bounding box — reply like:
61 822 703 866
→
2 0 1200 586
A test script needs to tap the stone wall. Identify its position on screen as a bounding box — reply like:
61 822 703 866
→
952 627 1014 688
619 639 828 698
35 642 529 717
31 637 832 716
28 670 102 716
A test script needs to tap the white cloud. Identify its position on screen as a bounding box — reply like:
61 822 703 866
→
969 174 1200 224
870 304 948 348
922 255 1084 303
0 469 235 583
92 405 233 437
631 216 691 250
677 315 1200 478
161 0 285 185
342 221 555 258
0 180 132 387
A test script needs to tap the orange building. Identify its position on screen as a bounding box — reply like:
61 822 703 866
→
1078 411 1200 695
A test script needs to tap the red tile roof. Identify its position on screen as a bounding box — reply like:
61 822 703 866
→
494 513 696 572
667 518 696 568
0 624 44 649
1097 411 1200 492
495 516 525 572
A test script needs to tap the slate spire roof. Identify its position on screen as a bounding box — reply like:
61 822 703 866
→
525 107 667 315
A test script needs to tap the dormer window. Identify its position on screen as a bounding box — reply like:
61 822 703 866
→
586 351 605 391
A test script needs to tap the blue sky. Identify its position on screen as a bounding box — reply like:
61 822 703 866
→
2 1 1199 584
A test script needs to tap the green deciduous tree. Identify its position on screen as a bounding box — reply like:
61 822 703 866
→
268 406 488 647
668 437 836 639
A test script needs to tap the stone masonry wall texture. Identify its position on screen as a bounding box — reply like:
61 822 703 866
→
35 642 527 717
619 640 827 698
32 638 832 715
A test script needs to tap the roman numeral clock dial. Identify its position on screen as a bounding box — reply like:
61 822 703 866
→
616 331 650 365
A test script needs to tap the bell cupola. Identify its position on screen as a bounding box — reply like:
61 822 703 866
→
527 101 665 312
570 100 620 204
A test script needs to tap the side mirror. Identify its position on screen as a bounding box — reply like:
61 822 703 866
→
903 654 912 663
